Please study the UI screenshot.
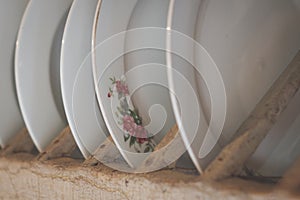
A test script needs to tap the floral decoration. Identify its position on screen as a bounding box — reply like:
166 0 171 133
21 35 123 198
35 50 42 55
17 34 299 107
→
108 77 155 153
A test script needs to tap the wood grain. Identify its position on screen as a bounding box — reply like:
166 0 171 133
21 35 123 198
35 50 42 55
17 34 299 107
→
0 153 279 200
204 51 300 181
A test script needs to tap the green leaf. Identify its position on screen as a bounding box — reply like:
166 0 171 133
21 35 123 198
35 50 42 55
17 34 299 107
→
134 108 139 115
149 145 154 152
144 147 150 153
109 77 116 84
124 134 130 142
146 141 155 152
135 119 142 125
129 136 136 147
129 109 135 116
129 109 143 125
125 109 131 115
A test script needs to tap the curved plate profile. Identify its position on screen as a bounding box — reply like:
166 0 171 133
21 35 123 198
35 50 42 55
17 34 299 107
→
15 0 73 151
168 0 300 175
0 0 29 147
92 0 188 171
61 0 108 158
167 0 224 173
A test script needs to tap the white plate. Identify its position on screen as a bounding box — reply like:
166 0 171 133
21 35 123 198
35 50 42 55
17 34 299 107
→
92 0 188 170
92 0 142 168
195 0 300 145
168 0 300 174
124 0 174 146
0 0 29 147
61 0 108 158
167 0 224 173
15 0 73 151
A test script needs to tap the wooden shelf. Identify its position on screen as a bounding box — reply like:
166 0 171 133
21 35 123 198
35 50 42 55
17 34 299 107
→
0 153 279 200
0 148 299 199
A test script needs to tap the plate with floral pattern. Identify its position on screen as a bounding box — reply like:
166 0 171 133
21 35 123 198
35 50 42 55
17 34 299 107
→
92 0 188 170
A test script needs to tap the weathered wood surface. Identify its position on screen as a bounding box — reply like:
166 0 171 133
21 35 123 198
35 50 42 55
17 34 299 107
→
36 126 78 161
84 124 185 173
0 153 282 200
0 128 37 156
277 157 300 197
204 51 300 181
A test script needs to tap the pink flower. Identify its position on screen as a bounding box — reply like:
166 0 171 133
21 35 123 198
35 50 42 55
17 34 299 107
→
123 115 136 136
137 137 148 144
134 125 148 139
122 115 149 144
135 125 148 144
116 80 129 95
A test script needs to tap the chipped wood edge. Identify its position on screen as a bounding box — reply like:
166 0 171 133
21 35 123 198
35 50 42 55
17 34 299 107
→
36 126 77 161
203 51 300 181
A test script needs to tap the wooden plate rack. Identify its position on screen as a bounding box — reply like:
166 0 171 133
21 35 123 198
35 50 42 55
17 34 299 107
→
0 51 299 199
